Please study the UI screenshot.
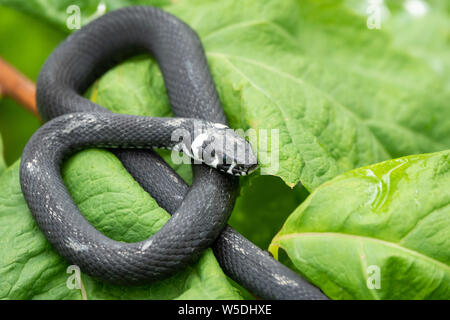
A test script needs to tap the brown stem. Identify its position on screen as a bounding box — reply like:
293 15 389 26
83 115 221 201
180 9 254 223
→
0 57 40 118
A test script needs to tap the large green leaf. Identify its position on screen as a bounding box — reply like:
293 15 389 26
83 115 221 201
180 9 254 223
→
387 0 450 90
270 150 450 299
169 0 449 189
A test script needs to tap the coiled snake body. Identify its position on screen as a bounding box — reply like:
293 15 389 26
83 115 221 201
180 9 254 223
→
20 6 327 300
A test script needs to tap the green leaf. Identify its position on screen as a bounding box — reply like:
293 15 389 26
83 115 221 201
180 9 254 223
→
270 150 450 300
171 0 448 189
0 156 241 299
91 56 171 118
387 1 450 89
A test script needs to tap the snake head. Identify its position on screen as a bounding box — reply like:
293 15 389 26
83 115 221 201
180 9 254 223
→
190 123 258 176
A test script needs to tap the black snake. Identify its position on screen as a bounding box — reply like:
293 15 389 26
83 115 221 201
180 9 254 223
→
19 6 327 300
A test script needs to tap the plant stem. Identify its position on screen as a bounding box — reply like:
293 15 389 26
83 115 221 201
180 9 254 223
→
0 57 40 118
